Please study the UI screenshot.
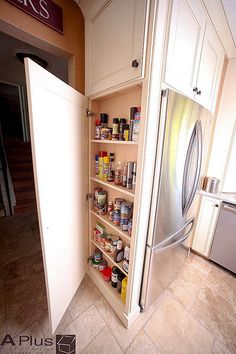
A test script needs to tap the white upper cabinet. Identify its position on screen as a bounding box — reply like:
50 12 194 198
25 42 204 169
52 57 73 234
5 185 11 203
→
85 0 147 96
165 0 207 97
165 0 225 111
195 22 225 111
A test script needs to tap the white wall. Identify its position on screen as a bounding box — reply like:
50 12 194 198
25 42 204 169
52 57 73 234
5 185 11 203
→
207 58 236 189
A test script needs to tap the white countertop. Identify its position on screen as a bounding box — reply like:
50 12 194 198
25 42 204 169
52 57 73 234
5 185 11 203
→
198 190 236 205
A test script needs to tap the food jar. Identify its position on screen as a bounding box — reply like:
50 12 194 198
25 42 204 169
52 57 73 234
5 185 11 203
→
102 267 112 282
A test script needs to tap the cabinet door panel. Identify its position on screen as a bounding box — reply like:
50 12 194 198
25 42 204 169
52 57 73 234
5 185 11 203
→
192 196 221 257
195 23 225 111
86 0 147 96
165 0 206 97
25 58 87 334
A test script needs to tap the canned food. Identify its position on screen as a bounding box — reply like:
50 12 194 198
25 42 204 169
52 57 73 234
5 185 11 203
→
104 234 112 252
98 259 107 272
113 210 121 226
120 218 129 231
110 235 120 257
97 190 107 215
94 248 102 262
128 219 132 236
114 198 125 211
121 201 133 219
101 127 112 140
100 234 106 248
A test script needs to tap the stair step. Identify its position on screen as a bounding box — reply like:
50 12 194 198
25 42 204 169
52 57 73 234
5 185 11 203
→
14 201 37 215
15 190 36 202
8 162 33 172
11 170 34 181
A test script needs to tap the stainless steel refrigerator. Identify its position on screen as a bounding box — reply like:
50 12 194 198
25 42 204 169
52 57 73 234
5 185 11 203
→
140 89 203 309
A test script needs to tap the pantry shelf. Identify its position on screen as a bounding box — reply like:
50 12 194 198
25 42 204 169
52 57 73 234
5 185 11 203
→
91 239 128 276
91 211 131 241
90 139 138 145
89 264 126 309
90 177 135 197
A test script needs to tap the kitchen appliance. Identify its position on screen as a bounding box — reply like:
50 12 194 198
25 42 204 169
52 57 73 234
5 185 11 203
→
140 89 204 309
210 202 236 273
203 176 220 193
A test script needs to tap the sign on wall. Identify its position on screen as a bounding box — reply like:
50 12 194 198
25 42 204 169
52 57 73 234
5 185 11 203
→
5 0 63 34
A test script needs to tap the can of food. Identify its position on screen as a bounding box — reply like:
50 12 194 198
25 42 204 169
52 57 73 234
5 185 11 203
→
114 198 125 211
92 258 100 268
110 235 119 257
113 210 121 226
94 248 102 262
120 218 129 231
104 234 112 252
97 190 107 215
100 234 106 248
98 259 107 272
128 219 132 236
121 201 133 219
94 187 102 212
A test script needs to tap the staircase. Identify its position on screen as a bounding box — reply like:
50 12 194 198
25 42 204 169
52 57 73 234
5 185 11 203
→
4 140 36 214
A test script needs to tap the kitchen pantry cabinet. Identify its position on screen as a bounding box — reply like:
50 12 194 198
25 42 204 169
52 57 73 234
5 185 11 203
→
165 0 225 111
85 0 148 96
25 57 148 332
191 195 221 257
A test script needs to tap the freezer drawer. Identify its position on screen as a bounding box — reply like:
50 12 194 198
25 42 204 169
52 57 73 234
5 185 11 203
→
210 203 236 273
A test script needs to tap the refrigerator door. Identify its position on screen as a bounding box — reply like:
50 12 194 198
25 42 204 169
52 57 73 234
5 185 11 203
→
140 218 194 310
150 90 202 247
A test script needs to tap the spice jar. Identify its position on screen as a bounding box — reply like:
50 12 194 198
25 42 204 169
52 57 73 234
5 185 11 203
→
112 118 119 140
95 120 101 140
110 235 119 258
115 161 124 186
104 234 111 252
119 118 126 141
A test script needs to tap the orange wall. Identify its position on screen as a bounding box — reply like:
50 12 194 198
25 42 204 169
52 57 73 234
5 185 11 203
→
0 0 85 93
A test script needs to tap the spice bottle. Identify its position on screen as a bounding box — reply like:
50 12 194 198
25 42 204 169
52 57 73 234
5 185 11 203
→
132 162 137 191
95 120 101 140
107 153 115 182
115 239 124 262
127 161 134 189
122 164 127 187
124 124 129 141
117 273 125 293
129 107 137 141
119 118 126 141
95 155 99 176
123 245 130 273
103 156 110 181
132 107 141 142
112 118 119 140
111 266 119 288
115 161 124 186
100 113 108 128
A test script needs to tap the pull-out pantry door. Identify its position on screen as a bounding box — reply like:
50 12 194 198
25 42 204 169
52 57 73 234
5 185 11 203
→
25 58 87 334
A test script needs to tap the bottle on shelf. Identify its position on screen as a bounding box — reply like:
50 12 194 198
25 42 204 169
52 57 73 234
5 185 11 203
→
114 239 124 263
115 161 124 186
117 272 126 293
112 118 119 140
111 266 119 288
123 244 130 273
95 120 101 140
132 162 137 192
100 113 108 128
107 153 115 182
124 124 129 141
95 155 99 176
103 156 110 181
129 107 137 141
127 162 134 189
132 107 141 142
119 118 126 141
122 164 127 187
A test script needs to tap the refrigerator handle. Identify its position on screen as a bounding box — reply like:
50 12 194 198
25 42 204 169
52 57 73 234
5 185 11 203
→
182 123 197 215
183 120 202 215
154 218 194 254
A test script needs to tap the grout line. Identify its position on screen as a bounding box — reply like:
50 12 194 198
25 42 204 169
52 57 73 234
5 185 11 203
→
145 328 163 353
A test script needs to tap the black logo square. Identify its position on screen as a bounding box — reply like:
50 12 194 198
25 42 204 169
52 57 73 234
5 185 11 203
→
56 335 76 354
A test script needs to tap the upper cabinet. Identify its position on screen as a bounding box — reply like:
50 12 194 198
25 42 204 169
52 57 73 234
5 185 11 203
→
165 0 225 112
85 0 147 96
195 22 225 111
165 0 207 98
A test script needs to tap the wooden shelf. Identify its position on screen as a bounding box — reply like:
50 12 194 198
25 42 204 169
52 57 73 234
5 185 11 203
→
90 177 135 197
91 239 128 276
90 139 138 145
91 210 131 241
89 264 126 308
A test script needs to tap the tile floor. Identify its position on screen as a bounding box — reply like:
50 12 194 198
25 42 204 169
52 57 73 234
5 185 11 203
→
0 213 235 353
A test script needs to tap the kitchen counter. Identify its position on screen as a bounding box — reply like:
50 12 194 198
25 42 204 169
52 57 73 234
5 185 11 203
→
198 190 236 205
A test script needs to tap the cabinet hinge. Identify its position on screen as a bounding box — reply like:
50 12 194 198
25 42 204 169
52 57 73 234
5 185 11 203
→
86 192 94 201
86 110 95 117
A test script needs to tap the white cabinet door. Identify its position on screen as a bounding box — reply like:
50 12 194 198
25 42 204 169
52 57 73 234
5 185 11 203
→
25 58 87 334
85 0 147 96
165 0 206 97
192 196 221 257
195 22 225 111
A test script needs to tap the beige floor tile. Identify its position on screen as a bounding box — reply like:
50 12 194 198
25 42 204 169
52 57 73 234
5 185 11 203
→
125 330 159 354
189 253 212 277
145 296 214 354
205 265 236 305
68 275 101 320
83 326 123 354
190 285 236 353
39 310 73 337
95 297 155 351
212 340 234 354
65 304 106 353
168 260 205 308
